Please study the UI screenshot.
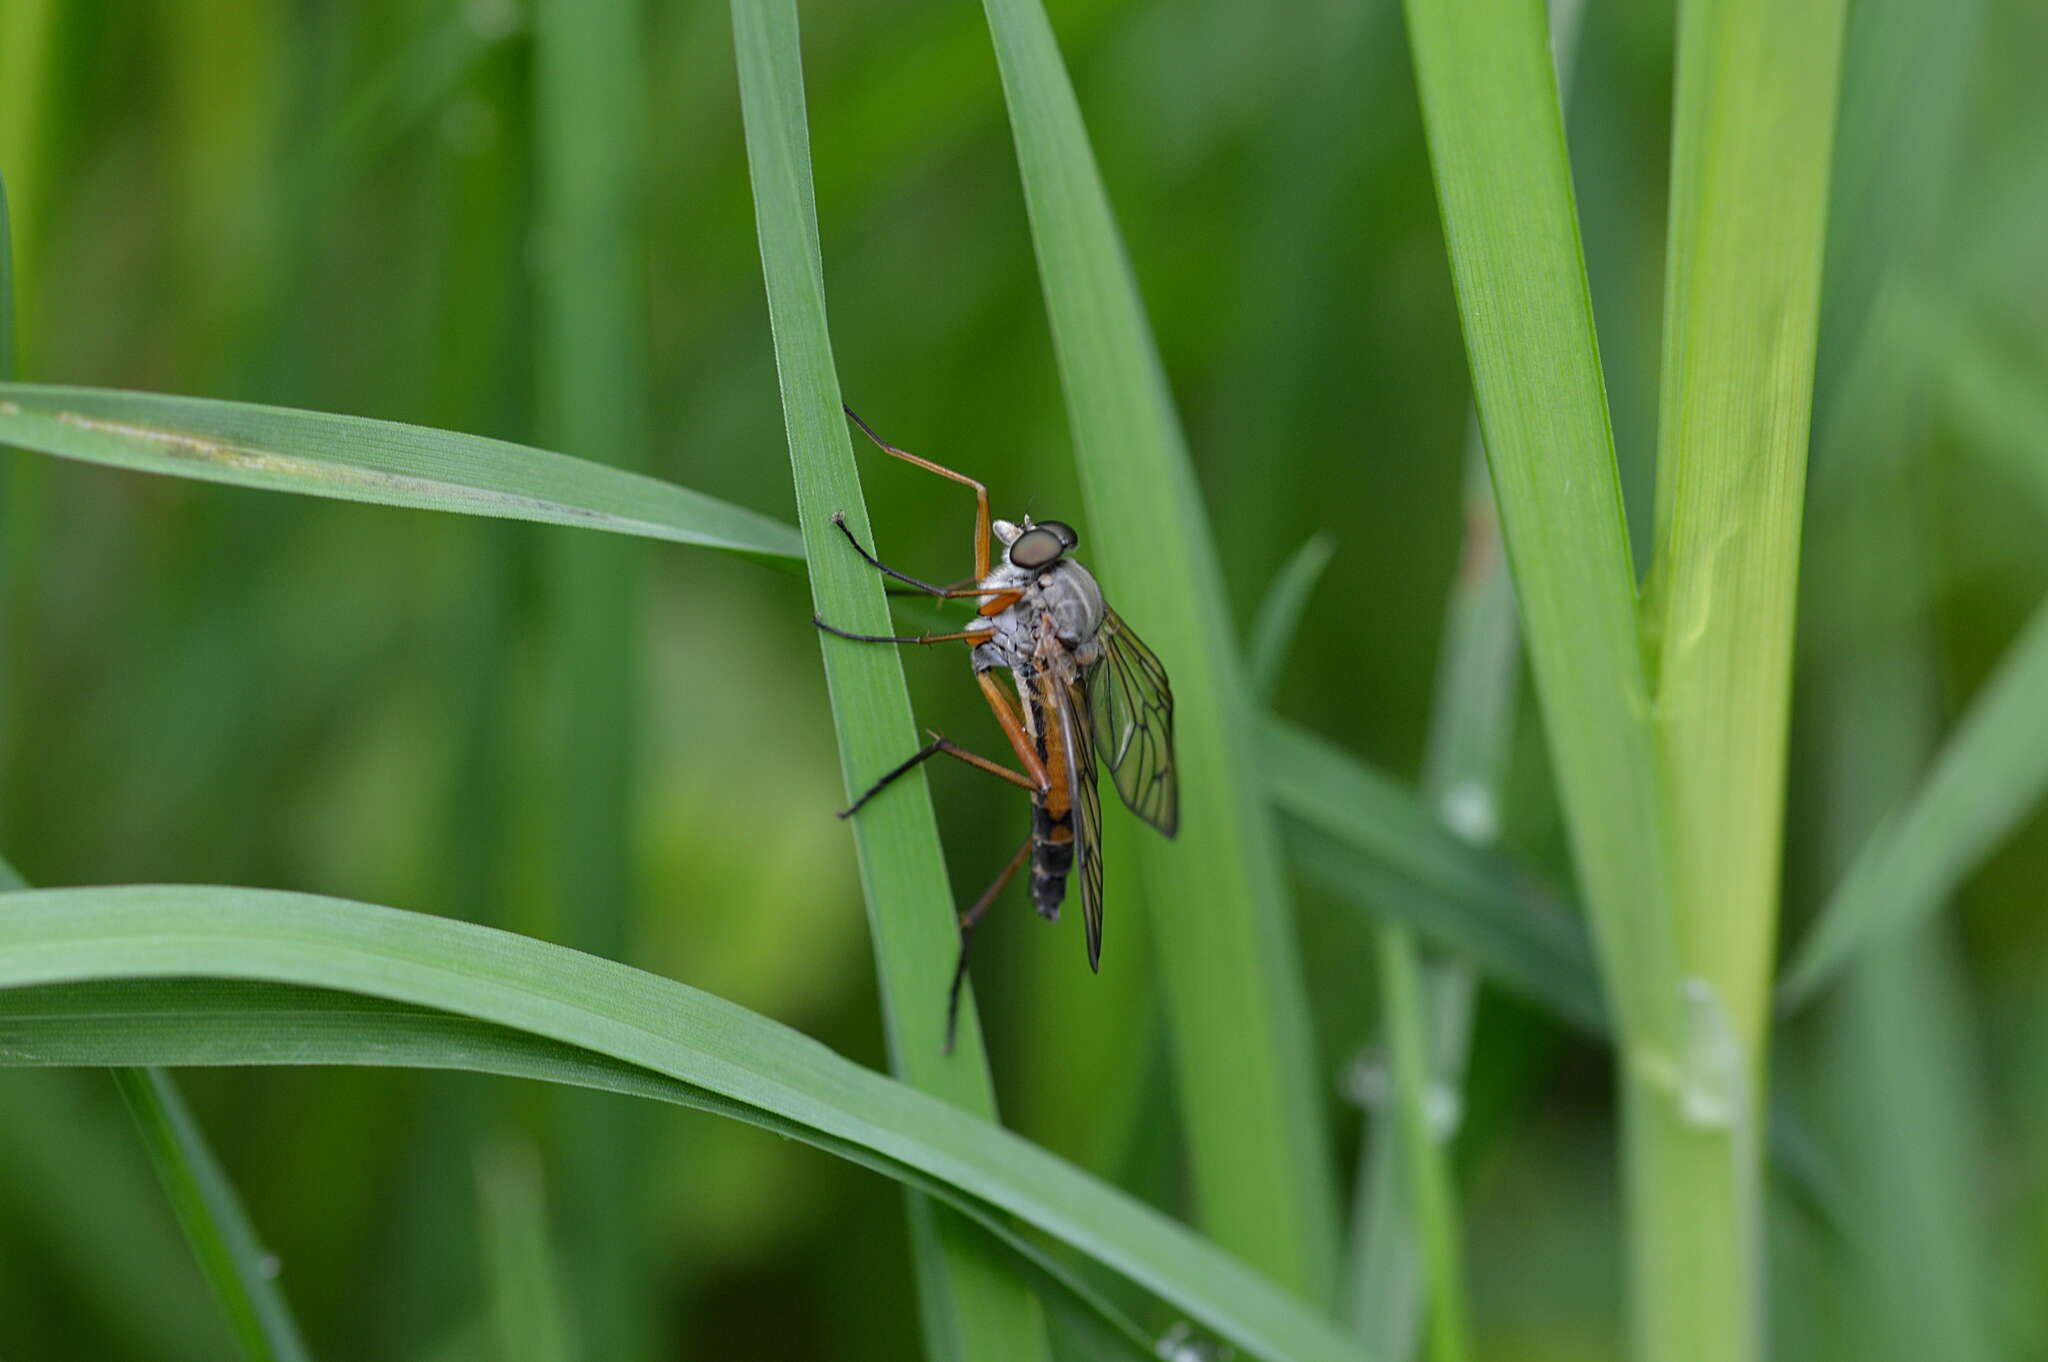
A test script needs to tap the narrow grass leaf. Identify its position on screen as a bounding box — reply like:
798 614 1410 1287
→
0 383 802 562
729 1 1051 1356
0 888 1358 1362
0 170 14 381
2 856 311 1362
475 1139 579 1362
1645 0 1847 1059
1398 0 1680 1051
113 1069 314 1362
1783 592 2048 1006
1265 717 1602 1034
1249 532 1337 705
534 2 657 1351
979 0 1340 1297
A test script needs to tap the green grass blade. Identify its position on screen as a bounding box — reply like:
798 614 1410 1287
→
0 383 802 562
1399 0 1679 1053
1 978 1159 1362
113 1069 314 1362
1249 532 1337 705
1645 0 1846 1061
1783 591 2048 1006
728 1 1052 1356
0 887 1358 1362
0 170 13 382
534 2 656 1353
1266 717 1603 1034
2 855 311 1362
475 1139 580 1362
979 0 1340 1297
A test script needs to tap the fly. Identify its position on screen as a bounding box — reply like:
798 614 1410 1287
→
815 406 1179 1051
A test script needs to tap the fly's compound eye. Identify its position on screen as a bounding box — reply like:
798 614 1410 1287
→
1009 520 1077 569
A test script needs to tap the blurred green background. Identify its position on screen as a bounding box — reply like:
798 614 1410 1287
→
2 0 2045 1358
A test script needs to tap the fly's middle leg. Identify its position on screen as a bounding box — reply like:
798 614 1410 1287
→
946 835 1033 1052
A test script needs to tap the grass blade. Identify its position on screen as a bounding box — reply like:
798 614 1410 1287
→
113 1069 314 1362
729 1 1052 1356
0 887 1358 1362
0 170 13 383
1645 0 1846 1060
0 383 802 562
979 0 1340 1296
1266 717 1603 1034
1782 591 2048 1006
1 855 311 1362
534 2 657 1353
1249 532 1337 705
475 1139 579 1362
1399 0 1679 1052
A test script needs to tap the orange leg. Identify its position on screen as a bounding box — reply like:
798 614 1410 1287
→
843 406 992 579
828 514 1005 601
976 670 1050 792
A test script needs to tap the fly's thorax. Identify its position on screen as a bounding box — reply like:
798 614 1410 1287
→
1033 559 1105 646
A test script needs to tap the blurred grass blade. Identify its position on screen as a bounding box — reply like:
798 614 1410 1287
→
0 383 802 562
1783 592 2048 1006
535 2 656 1354
1645 0 1845 1061
728 1 1052 1357
0 170 14 381
114 1069 314 1362
1249 531 1336 704
475 1139 579 1362
1265 717 1603 1034
2 855 311 1362
979 0 1340 1297
0 887 1359 1362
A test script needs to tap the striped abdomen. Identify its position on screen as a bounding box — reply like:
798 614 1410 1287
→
1026 683 1076 920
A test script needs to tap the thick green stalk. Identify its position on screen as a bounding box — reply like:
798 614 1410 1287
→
730 1 1052 1356
979 0 1340 1298
535 2 655 1354
1397 3 1762 1360
1647 0 1847 1064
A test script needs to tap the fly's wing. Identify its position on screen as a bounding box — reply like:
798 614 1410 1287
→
1050 668 1107 971
1087 607 1178 838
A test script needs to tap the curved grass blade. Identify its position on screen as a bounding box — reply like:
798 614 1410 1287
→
0 383 802 563
0 887 1358 1362
1264 716 1603 1035
1249 532 1337 705
0 978 1162 1361
1782 591 2048 1007
729 0 1053 1356
1 855 311 1362
979 0 1340 1297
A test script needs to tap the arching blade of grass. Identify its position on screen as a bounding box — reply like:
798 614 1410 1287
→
0 887 1358 1362
728 0 1051 1357
1782 591 2048 1007
1266 717 1602 1035
979 0 1340 1299
0 383 802 562
0 979 1155 1362
0 856 310 1362
1248 532 1337 705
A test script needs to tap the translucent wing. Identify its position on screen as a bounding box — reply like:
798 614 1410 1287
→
1051 669 1107 972
1087 607 1178 839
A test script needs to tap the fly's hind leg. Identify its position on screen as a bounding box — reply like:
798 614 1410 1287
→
947 836 1033 1052
838 730 1036 819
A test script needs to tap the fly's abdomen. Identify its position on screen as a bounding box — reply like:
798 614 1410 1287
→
1030 799 1075 919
